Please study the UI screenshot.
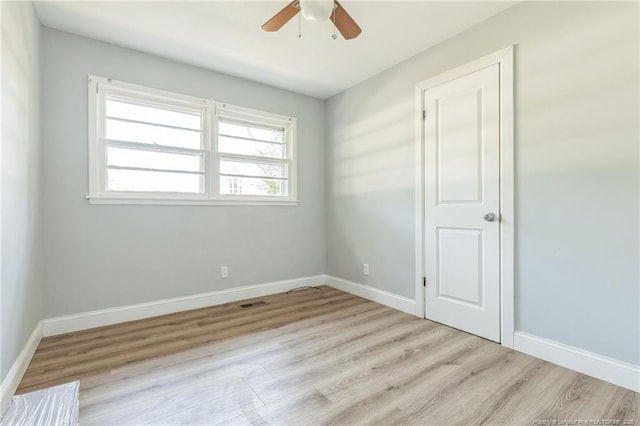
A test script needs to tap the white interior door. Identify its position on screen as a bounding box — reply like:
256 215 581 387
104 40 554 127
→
423 64 501 342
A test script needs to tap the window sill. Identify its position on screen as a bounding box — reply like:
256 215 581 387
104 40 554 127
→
86 196 299 206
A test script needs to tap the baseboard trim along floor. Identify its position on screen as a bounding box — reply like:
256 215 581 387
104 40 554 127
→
42 275 327 337
0 322 43 417
324 275 417 316
513 331 639 392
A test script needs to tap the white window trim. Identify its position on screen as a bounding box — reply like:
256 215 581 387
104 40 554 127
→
87 75 299 206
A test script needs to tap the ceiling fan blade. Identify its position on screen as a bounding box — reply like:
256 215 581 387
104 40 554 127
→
262 1 300 32
330 0 362 40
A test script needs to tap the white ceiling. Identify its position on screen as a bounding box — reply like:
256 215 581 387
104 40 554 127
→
34 1 516 99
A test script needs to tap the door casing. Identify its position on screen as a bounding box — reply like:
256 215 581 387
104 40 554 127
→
414 46 515 348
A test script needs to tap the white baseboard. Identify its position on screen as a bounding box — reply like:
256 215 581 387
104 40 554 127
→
324 275 417 316
0 321 43 417
42 275 326 337
513 331 639 392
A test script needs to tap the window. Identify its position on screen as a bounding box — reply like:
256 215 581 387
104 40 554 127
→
216 104 294 199
88 76 297 205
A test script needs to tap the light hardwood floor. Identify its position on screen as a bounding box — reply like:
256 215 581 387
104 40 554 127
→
18 287 639 425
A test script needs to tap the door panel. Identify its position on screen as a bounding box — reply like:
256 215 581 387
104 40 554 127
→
424 64 500 342
437 89 482 204
437 228 483 306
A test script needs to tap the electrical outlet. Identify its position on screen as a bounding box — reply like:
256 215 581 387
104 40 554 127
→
363 264 369 276
221 266 228 278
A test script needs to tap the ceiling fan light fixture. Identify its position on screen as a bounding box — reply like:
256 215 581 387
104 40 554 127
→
299 0 334 22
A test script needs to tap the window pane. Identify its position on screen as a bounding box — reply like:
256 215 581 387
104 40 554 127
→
106 99 202 130
106 119 202 150
218 136 284 159
107 169 203 193
218 120 283 143
220 160 287 178
107 147 202 172
220 176 287 197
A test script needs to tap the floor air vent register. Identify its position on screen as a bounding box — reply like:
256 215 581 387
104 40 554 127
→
239 301 267 309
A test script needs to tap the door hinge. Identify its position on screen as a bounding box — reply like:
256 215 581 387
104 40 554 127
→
423 277 427 287
422 110 426 120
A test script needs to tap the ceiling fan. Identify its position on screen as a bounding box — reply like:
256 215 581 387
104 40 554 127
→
262 0 362 40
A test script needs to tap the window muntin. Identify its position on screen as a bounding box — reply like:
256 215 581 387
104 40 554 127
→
88 76 297 204
218 137 286 159
105 147 203 173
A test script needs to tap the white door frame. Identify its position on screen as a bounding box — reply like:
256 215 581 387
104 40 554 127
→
414 46 515 348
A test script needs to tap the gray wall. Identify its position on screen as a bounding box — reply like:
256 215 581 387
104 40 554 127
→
41 28 326 318
1 1 43 381
326 1 639 365
4 0 638 381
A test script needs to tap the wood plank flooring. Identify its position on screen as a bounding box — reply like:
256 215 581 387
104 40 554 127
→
18 287 639 425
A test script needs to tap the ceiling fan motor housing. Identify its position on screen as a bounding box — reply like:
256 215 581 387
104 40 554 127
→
299 0 335 22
